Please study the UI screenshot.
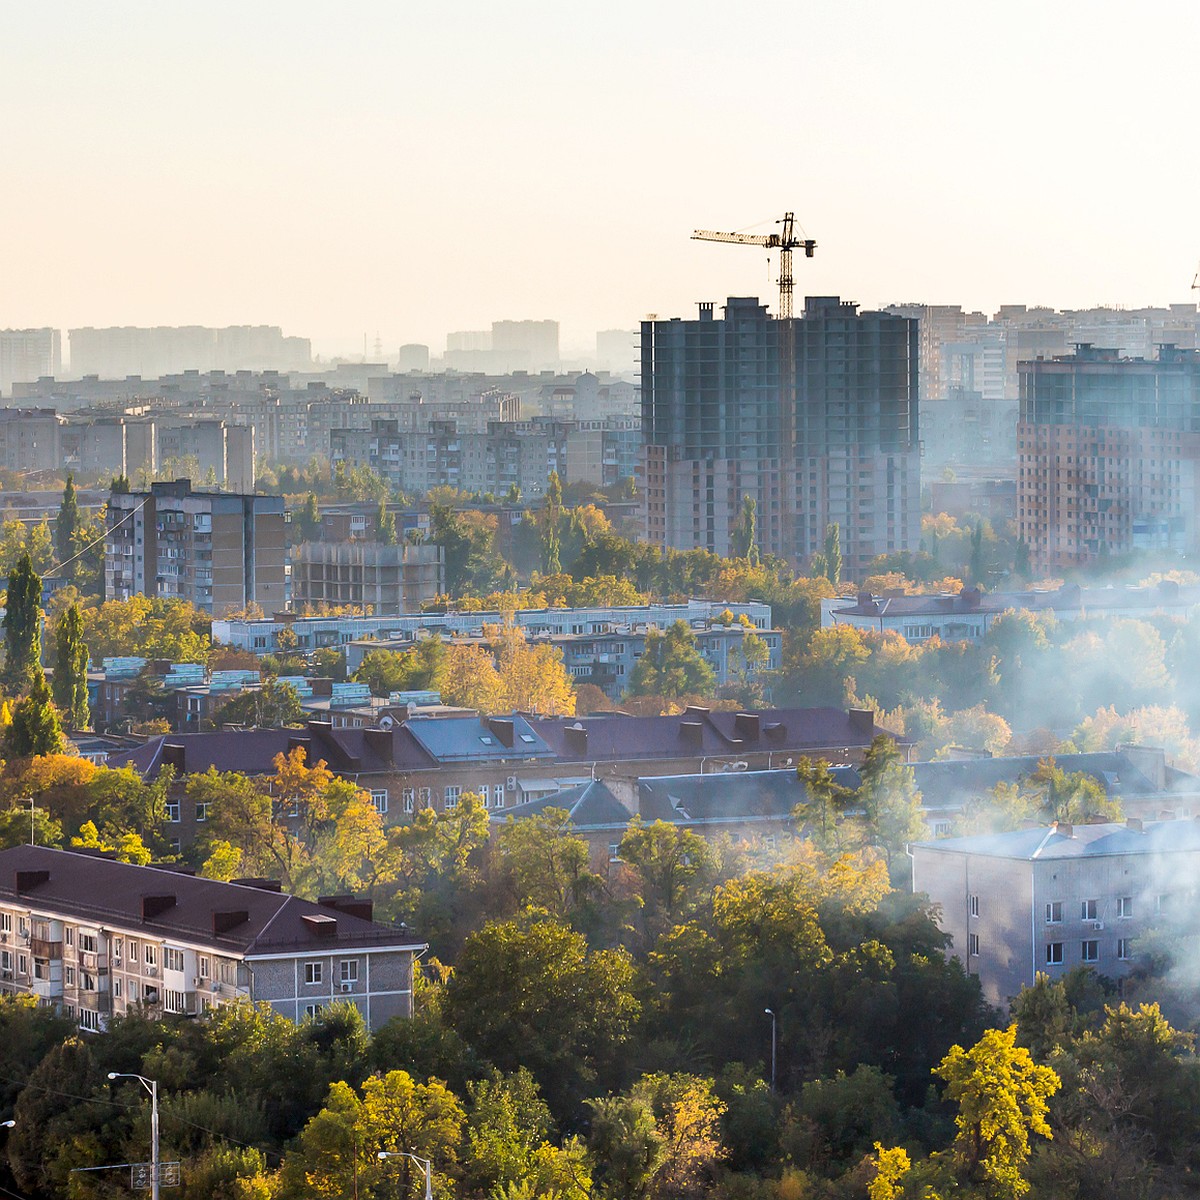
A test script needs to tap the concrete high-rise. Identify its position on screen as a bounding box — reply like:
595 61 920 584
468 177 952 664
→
0 328 61 397
1018 343 1200 571
640 296 919 575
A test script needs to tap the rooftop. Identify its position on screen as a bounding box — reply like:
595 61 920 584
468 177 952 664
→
912 819 1200 861
0 845 424 956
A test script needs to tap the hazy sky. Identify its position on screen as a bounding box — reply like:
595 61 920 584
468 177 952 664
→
4 1 1200 359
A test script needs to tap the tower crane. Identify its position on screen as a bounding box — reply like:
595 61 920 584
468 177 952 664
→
691 212 815 320
690 213 816 565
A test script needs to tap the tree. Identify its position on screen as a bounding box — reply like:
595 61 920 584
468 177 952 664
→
587 1094 665 1200
494 808 601 920
439 626 575 716
376 499 398 545
630 1072 726 1199
442 914 639 1116
3 551 42 694
354 638 445 698
935 1023 1060 1197
794 757 855 853
856 734 925 876
51 602 90 731
55 474 83 582
627 621 716 701
811 523 841 587
618 817 715 939
730 495 759 565
541 470 563 575
296 492 322 543
212 680 304 729
5 672 65 758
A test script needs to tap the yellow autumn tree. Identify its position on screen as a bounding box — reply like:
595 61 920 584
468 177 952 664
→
439 626 575 716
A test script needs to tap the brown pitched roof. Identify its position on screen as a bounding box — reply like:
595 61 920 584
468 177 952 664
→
0 846 424 957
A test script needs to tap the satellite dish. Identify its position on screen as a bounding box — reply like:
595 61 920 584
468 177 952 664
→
378 715 394 730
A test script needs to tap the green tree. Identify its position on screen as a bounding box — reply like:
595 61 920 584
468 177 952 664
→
856 734 925 877
730 494 759 565
794 756 855 852
442 914 639 1117
811 523 842 587
627 620 717 700
376 499 398 545
54 473 83 582
5 672 65 758
211 680 304 729
494 807 601 921
51 602 90 731
296 491 322 543
935 1023 1060 1197
3 551 43 694
541 470 563 575
618 816 715 939
587 1094 665 1200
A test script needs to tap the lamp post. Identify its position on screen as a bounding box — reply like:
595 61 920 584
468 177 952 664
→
0 1120 13 1128
377 1150 433 1200
108 1072 159 1200
764 1008 776 1092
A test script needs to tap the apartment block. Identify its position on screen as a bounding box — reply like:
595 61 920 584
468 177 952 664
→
0 845 424 1032
640 296 920 575
0 328 61 397
292 541 444 615
68 326 311 378
0 408 63 473
1017 344 1200 571
911 819 1200 1006
105 479 286 615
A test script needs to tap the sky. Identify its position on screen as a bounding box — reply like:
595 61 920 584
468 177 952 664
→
4 1 1200 360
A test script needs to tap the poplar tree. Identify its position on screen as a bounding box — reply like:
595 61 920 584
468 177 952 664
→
55 475 82 581
52 603 90 731
296 492 322 543
541 471 563 575
5 672 65 758
376 500 398 546
3 552 43 695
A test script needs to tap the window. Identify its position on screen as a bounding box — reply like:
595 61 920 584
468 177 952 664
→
969 894 980 918
163 989 186 1014
403 788 415 814
81 972 97 991
0 950 10 971
1081 899 1098 921
65 966 75 986
1081 940 1099 963
968 933 980 956
444 786 460 810
197 956 209 979
17 954 27 976
371 789 388 815
1117 896 1133 919
418 787 432 807
304 1004 322 1018
79 1009 102 1032
113 977 122 999
1046 943 1064 965
340 960 359 985
494 783 505 809
144 945 157 968
79 933 97 954
128 941 138 962
1045 902 1063 924
165 801 181 823
305 962 323 985
164 948 184 972
1117 938 1133 961
65 927 74 947
112 938 123 960
0 913 10 933
478 785 490 808
195 801 208 823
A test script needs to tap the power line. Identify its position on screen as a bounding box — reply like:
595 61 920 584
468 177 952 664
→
43 495 147 581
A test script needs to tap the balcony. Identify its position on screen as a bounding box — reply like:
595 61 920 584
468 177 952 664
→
30 938 62 959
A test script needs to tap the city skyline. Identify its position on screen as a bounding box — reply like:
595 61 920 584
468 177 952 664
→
5 1 1200 359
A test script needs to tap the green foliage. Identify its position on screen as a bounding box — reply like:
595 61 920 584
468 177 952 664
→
5 671 65 757
730 494 760 565
376 498 398 545
211 679 304 729
51 602 90 731
353 637 445 698
54 474 83 582
2 551 42 694
296 491 322 543
627 620 717 700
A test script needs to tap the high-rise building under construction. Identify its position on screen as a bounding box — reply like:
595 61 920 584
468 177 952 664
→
640 296 920 575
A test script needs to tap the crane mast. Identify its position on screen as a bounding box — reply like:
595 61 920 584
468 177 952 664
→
691 213 816 564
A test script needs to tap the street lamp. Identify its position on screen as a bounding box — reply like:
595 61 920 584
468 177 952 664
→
378 1150 433 1200
0 1120 13 1128
764 1008 776 1092
108 1072 159 1200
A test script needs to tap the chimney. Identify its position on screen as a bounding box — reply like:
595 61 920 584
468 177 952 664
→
141 894 177 920
15 869 49 892
286 734 310 757
1126 817 1144 833
679 721 703 746
564 723 588 755
848 708 875 735
302 913 338 938
488 717 515 748
364 726 394 763
212 910 250 934
232 877 282 892
1054 822 1074 838
684 705 711 719
734 712 761 741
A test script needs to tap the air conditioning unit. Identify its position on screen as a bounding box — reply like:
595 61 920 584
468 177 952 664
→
193 977 202 988
340 981 353 992
1092 922 1105 932
0 932 8 943
146 966 158 976
507 776 518 790
1 969 11 980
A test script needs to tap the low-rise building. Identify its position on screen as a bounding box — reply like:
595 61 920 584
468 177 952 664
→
0 845 425 1032
911 819 1200 1006
822 579 1200 642
215 600 774 657
292 541 444 615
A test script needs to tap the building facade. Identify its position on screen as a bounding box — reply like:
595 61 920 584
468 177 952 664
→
911 819 1200 1006
641 296 920 574
105 479 286 615
1018 344 1200 571
292 541 444 615
0 845 425 1032
0 328 61 397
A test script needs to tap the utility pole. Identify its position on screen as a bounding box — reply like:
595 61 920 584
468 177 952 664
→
765 1008 777 1092
108 1072 160 1200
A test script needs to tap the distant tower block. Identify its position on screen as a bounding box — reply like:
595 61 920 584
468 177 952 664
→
397 344 430 372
